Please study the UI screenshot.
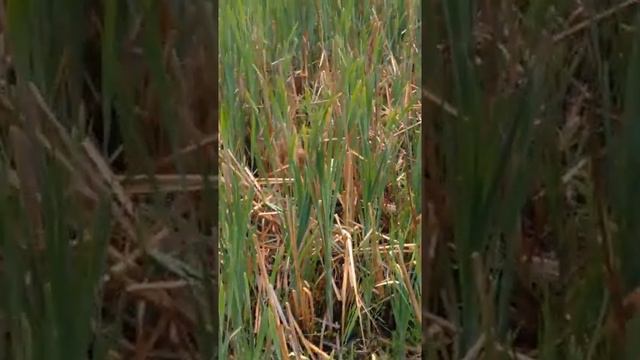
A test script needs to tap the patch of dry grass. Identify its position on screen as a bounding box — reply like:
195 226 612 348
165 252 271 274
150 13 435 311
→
220 0 421 358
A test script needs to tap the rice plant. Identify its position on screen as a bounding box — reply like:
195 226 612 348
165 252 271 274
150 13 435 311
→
1 1 217 359
220 0 421 358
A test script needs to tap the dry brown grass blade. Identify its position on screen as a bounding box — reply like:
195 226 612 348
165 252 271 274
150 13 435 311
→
461 334 486 360
155 132 217 169
341 228 368 337
397 252 421 326
424 311 457 334
83 139 135 217
283 303 308 360
80 141 139 246
109 248 144 274
343 137 355 227
366 207 386 300
254 284 263 334
301 285 315 333
367 11 382 73
423 88 459 117
28 83 80 154
493 344 537 360
134 314 170 360
126 280 189 292
287 302 331 360
340 231 350 336
255 234 291 357
552 0 640 43
116 174 219 194
105 265 197 333
393 119 422 137
223 148 264 198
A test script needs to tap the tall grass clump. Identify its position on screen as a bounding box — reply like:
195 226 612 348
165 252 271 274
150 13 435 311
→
426 0 640 358
220 0 420 357
0 1 217 359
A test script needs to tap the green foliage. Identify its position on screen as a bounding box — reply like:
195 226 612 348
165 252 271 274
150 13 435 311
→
427 0 640 358
220 0 420 357
1 1 217 358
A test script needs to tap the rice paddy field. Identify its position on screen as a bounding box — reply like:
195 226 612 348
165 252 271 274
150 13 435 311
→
219 0 421 358
5 0 640 359
0 0 421 359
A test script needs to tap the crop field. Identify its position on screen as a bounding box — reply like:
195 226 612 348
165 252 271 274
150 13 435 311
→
0 0 422 358
9 0 640 359
219 0 421 358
